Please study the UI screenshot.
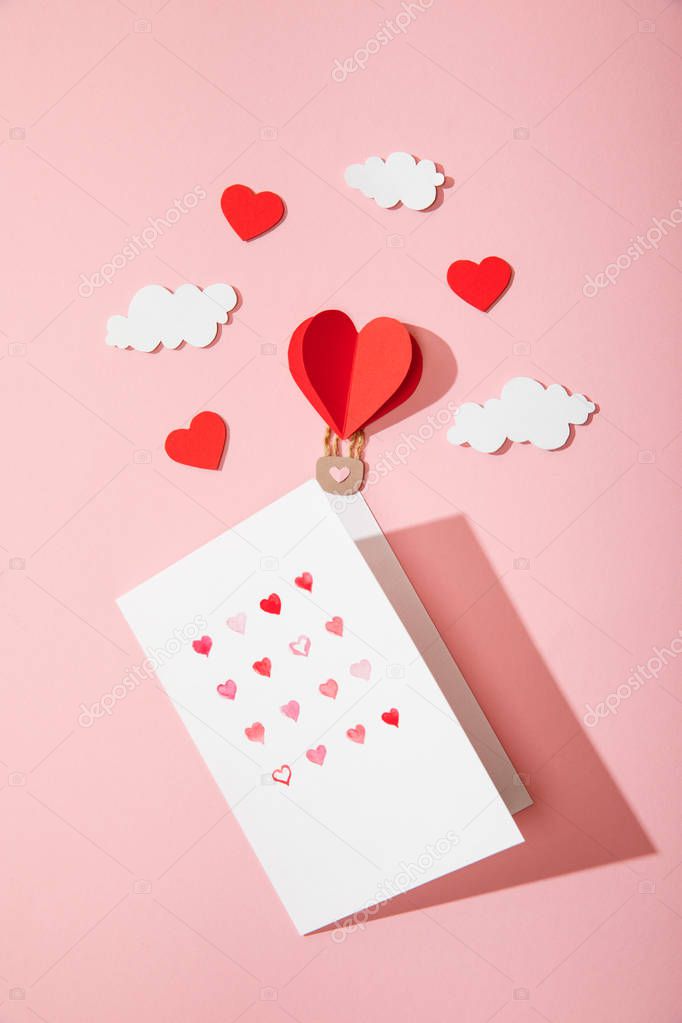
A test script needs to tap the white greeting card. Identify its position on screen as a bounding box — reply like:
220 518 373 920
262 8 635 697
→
117 481 526 934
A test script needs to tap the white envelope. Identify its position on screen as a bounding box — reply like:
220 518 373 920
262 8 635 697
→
117 480 528 934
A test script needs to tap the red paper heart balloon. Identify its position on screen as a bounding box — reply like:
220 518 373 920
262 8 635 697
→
288 311 419 438
220 184 285 241
446 256 512 311
164 411 227 469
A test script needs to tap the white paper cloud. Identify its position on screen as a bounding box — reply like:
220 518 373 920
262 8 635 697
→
344 152 445 211
447 377 596 453
106 283 238 352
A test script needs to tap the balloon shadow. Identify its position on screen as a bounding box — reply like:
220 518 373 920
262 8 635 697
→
364 325 457 437
312 514 653 933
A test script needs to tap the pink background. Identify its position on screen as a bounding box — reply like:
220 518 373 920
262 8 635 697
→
2 0 682 1019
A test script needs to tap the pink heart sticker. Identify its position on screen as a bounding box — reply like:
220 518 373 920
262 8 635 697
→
272 764 291 786
281 700 300 722
216 680 236 700
226 612 246 634
346 724 366 744
306 745 326 766
289 635 311 657
319 678 338 700
350 658 371 680
329 465 350 483
245 721 265 744
192 635 212 657
325 616 343 636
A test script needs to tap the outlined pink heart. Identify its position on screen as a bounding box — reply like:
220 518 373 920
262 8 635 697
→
346 724 366 744
350 659 371 680
306 745 326 766
281 700 300 722
245 722 265 743
381 708 399 727
192 635 212 656
295 572 313 592
253 657 271 677
226 612 246 634
216 680 236 700
289 635 311 657
325 616 343 636
272 764 291 786
329 465 350 483
319 678 338 700
259 593 281 615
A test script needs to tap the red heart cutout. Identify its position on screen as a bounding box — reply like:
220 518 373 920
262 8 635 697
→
381 708 399 727
288 311 415 438
253 657 271 677
165 411 226 470
259 593 281 615
446 257 512 312
220 184 285 241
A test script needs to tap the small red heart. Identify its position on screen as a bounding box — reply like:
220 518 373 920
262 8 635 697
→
272 764 291 786
446 256 512 312
165 411 227 470
259 593 281 615
220 184 285 241
346 724 365 744
245 721 265 744
295 572 313 592
192 635 212 656
381 708 399 727
325 616 343 637
253 657 271 677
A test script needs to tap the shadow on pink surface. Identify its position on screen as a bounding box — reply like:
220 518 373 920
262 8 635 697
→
319 514 653 931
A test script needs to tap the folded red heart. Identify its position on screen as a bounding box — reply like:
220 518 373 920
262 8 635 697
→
447 256 512 312
220 184 285 241
288 310 422 439
164 411 227 470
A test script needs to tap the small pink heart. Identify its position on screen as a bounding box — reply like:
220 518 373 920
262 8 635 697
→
245 721 265 744
306 744 326 766
329 465 351 483
289 635 311 657
346 724 366 744
216 679 236 700
192 635 212 656
226 612 246 634
281 700 300 721
272 764 291 786
325 616 343 637
350 658 371 680
319 678 338 699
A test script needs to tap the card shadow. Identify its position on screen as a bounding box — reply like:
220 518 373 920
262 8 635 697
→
316 514 653 932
